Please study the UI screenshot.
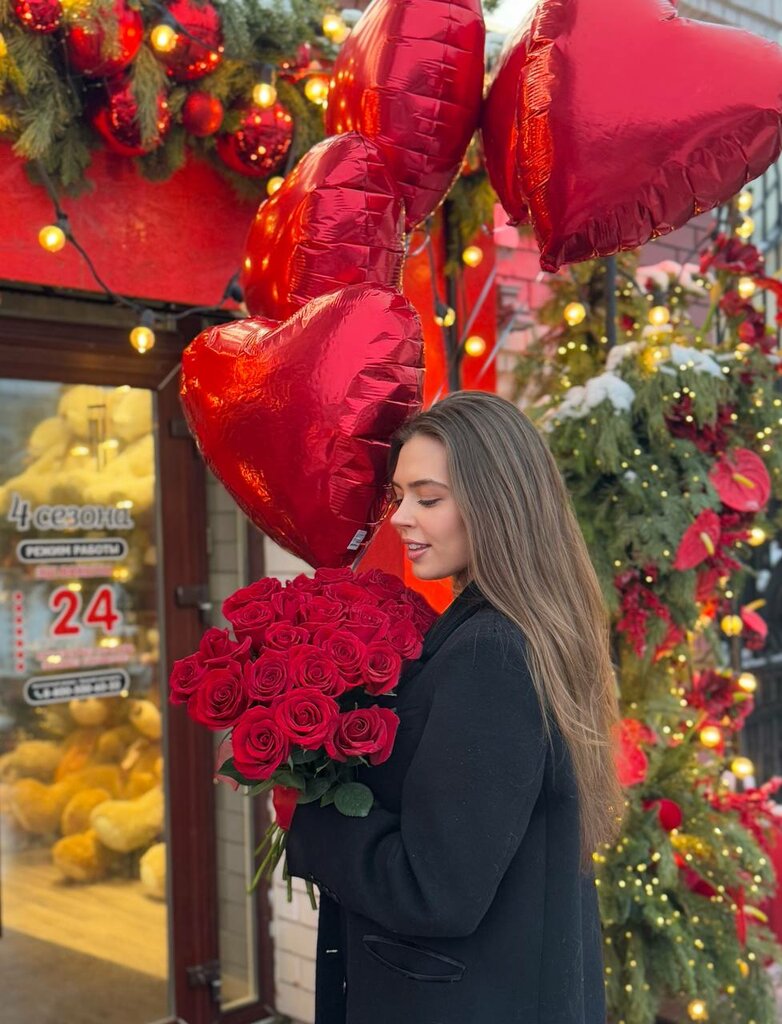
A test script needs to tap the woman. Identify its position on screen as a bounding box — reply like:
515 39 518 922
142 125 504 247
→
286 391 624 1024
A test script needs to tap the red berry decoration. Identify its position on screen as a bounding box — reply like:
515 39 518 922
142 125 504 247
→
66 0 143 77
92 80 171 158
154 0 223 82
14 0 61 33
182 91 224 137
216 104 293 178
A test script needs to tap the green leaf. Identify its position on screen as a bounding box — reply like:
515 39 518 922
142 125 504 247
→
320 789 336 808
248 779 274 797
299 775 333 805
272 769 306 791
217 758 255 787
291 747 321 765
334 782 374 818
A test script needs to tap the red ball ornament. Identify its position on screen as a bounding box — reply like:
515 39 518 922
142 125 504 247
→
92 80 171 158
643 798 683 832
13 0 61 33
182 91 224 137
216 104 293 178
65 0 143 77
154 0 223 82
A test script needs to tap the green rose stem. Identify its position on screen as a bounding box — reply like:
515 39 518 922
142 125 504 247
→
249 821 317 909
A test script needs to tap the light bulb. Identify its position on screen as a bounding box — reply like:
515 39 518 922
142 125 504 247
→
150 23 177 53
434 305 456 328
462 245 483 268
130 326 155 353
737 277 756 299
322 12 348 43
0 32 7 59
720 614 743 637
730 756 755 779
699 725 723 749
747 526 767 547
464 335 487 357
737 672 758 694
563 301 586 326
266 176 284 196
304 76 330 104
38 224 66 252
648 305 671 327
735 217 755 239
687 999 709 1022
736 191 753 213
252 81 277 108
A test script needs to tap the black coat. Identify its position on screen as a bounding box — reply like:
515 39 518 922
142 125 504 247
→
285 584 606 1024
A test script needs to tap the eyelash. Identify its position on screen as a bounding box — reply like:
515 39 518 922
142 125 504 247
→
388 497 440 509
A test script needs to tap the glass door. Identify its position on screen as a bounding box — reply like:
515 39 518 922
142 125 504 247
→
0 379 170 1023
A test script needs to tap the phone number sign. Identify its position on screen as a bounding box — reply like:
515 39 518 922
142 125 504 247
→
24 668 130 706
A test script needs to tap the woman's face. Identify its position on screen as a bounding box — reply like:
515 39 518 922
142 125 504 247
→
389 434 470 581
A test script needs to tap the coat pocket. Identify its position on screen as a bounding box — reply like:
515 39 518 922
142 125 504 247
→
362 934 466 983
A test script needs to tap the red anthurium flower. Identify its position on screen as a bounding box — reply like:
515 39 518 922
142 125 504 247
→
740 601 768 642
709 449 771 513
674 510 721 571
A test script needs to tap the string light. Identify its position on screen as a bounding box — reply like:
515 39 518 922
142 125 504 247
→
462 245 483 268
0 32 7 58
130 310 156 354
563 301 586 326
648 305 671 327
38 223 67 253
304 75 330 104
735 217 755 239
699 725 723 749
737 672 758 694
747 526 767 546
252 65 277 109
737 277 756 300
322 11 349 43
150 23 178 53
731 756 755 779
720 614 743 637
266 176 284 196
434 303 456 328
687 1000 708 1020
736 191 753 213
464 335 487 357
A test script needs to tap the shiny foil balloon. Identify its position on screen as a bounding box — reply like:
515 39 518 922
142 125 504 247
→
65 0 143 77
241 133 405 321
483 0 782 272
325 0 485 232
180 284 424 568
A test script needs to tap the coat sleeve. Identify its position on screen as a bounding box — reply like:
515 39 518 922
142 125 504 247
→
285 613 548 938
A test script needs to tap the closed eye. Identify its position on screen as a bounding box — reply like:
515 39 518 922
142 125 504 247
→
418 499 440 508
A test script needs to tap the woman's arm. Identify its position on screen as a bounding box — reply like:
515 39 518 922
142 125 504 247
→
285 613 548 938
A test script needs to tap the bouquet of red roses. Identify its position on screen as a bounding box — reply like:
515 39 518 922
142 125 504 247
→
169 567 436 901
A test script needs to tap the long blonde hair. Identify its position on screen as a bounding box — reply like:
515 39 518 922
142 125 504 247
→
390 391 624 868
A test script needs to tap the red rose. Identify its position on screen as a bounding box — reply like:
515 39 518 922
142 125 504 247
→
243 651 293 703
273 688 339 749
306 596 344 624
387 601 415 621
189 661 249 729
226 601 276 647
356 569 407 601
405 590 437 632
222 577 282 619
288 645 346 697
387 617 423 661
313 567 355 584
200 628 252 666
327 581 380 607
345 604 391 644
264 622 310 652
232 707 290 780
362 642 403 695
271 589 309 623
169 652 207 704
288 573 324 593
325 707 400 765
321 630 366 687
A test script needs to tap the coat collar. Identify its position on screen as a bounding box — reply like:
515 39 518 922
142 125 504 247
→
419 581 488 662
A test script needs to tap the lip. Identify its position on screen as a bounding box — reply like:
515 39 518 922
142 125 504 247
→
404 542 430 563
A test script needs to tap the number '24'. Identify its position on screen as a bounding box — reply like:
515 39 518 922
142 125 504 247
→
49 585 122 636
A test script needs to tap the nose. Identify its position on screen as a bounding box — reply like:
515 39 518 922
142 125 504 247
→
389 496 414 530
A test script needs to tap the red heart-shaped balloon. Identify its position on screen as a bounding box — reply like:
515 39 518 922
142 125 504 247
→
180 285 424 568
483 0 782 271
241 133 405 320
326 0 485 232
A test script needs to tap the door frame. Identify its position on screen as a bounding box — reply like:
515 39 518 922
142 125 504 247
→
0 306 275 1024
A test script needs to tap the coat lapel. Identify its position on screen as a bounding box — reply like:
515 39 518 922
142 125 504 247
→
419 581 488 662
